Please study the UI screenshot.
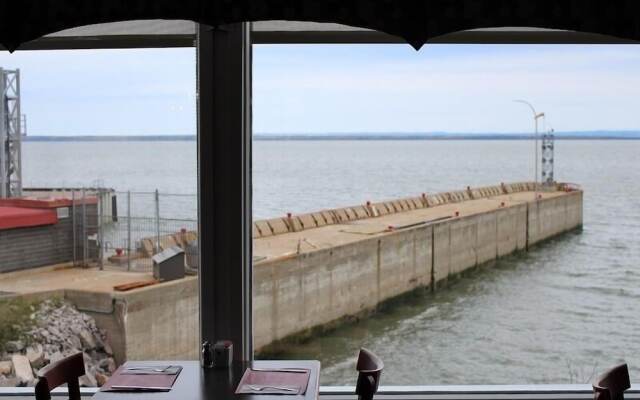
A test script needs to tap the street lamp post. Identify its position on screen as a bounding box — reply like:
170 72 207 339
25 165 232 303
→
514 100 544 200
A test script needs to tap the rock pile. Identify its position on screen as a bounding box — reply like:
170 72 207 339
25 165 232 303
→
0 299 116 387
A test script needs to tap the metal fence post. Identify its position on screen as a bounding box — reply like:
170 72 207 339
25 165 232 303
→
98 188 104 270
155 189 161 255
127 191 131 271
72 190 76 267
82 187 87 267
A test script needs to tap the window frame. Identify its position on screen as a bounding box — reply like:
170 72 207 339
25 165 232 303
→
1 20 637 397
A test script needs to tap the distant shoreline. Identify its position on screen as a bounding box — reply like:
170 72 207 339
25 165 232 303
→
23 132 640 142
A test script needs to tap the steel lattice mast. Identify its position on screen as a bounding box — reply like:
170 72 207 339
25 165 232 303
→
0 68 22 198
541 128 555 186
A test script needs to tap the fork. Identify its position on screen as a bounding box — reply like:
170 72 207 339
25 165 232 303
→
247 385 297 392
126 366 171 372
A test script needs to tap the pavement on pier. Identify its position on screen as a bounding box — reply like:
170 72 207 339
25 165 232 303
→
0 190 564 297
253 191 566 262
0 264 156 296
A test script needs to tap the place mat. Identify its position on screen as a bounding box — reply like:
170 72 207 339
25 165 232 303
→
100 365 182 392
235 368 310 395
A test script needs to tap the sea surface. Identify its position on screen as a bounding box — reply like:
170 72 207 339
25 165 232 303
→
22 139 640 385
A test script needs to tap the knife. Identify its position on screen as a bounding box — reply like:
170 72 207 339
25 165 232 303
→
250 367 309 373
109 385 171 391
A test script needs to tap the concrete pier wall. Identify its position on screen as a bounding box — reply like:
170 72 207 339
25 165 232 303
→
528 191 583 246
253 227 433 349
68 277 199 364
253 190 582 350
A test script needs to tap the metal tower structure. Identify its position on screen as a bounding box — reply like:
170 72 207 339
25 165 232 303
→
21 114 27 136
541 128 555 186
0 68 22 198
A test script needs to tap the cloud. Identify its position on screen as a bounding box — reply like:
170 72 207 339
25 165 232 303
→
1 44 639 135
253 44 640 133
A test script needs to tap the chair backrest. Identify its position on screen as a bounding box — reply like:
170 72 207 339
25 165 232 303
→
355 348 384 400
593 364 630 400
35 352 86 400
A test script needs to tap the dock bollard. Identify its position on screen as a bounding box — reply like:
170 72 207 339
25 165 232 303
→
286 212 295 232
365 201 379 217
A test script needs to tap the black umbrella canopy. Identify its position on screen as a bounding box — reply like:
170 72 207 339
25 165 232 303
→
1 0 639 52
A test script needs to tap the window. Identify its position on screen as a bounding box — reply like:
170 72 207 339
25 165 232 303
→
0 20 637 395
252 43 638 385
0 48 198 387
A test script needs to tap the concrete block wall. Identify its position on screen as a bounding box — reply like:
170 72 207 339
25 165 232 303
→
527 191 582 246
475 212 499 265
115 277 199 362
432 223 450 283
73 277 199 365
497 204 528 256
253 190 583 351
0 220 74 273
254 239 382 348
448 217 480 275
0 204 97 273
254 225 434 349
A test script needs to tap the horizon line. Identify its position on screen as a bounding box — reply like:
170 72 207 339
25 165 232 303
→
23 129 640 137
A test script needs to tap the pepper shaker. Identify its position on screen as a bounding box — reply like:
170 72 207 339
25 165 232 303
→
202 340 214 368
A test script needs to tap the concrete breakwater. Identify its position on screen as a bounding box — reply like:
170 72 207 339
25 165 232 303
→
252 182 583 350
0 182 582 363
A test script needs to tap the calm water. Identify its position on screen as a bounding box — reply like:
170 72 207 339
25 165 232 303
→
23 140 640 385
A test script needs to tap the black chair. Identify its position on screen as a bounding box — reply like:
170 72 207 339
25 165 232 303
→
593 363 630 400
355 348 384 400
35 352 86 400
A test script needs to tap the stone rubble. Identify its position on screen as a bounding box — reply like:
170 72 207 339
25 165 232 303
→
26 344 45 369
0 299 117 387
11 354 34 385
4 341 24 353
0 361 12 375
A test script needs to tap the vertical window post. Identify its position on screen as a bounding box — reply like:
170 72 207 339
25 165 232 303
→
197 23 253 361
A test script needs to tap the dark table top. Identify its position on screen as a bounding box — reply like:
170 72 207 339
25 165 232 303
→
93 360 321 400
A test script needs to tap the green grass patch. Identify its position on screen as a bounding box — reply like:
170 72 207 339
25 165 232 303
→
0 297 43 352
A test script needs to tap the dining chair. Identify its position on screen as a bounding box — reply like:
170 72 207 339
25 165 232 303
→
35 352 86 400
593 363 630 400
355 348 384 400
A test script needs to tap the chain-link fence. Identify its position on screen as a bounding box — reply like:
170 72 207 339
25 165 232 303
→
73 189 197 272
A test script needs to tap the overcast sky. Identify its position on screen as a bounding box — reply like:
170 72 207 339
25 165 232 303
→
0 44 639 135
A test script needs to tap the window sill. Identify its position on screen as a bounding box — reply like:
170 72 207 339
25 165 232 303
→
1 385 638 399
320 385 640 400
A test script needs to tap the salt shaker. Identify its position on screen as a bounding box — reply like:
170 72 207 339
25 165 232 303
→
212 340 233 368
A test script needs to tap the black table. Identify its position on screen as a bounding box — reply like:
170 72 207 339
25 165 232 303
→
93 360 321 400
